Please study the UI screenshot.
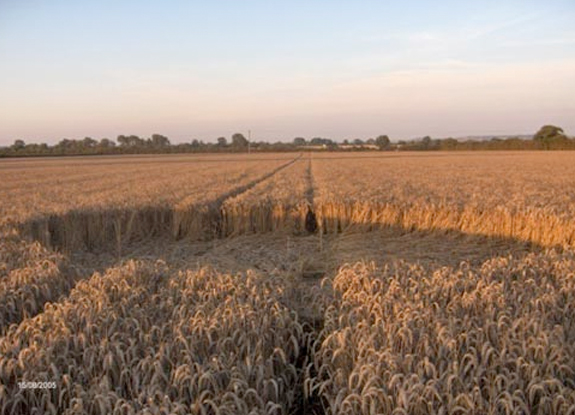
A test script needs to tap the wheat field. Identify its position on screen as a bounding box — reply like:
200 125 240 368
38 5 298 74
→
1 151 575 414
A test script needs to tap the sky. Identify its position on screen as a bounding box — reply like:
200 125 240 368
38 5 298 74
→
0 0 574 145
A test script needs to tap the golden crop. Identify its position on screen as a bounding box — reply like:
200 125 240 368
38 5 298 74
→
1 151 575 414
312 152 575 246
0 261 304 414
308 254 575 414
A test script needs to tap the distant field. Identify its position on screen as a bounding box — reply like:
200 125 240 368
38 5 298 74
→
1 151 575 414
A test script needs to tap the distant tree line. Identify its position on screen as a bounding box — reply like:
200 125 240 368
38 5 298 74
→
1 126 572 157
394 126 573 151
1 133 297 157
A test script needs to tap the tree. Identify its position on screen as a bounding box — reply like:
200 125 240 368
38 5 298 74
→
151 134 170 147
217 137 227 147
440 138 458 150
312 138 335 147
117 135 145 147
129 135 145 147
57 139 73 149
353 139 364 145
375 135 390 150
117 135 143 147
534 125 565 150
293 137 306 146
421 136 432 149
82 137 98 148
12 139 25 150
99 138 115 148
117 135 129 147
231 133 248 149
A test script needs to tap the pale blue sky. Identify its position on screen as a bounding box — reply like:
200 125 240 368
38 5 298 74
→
0 0 574 144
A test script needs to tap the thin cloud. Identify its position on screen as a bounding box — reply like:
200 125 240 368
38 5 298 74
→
465 13 539 40
357 31 443 44
502 37 575 47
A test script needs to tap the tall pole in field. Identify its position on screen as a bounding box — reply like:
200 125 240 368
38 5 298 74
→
248 130 251 154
